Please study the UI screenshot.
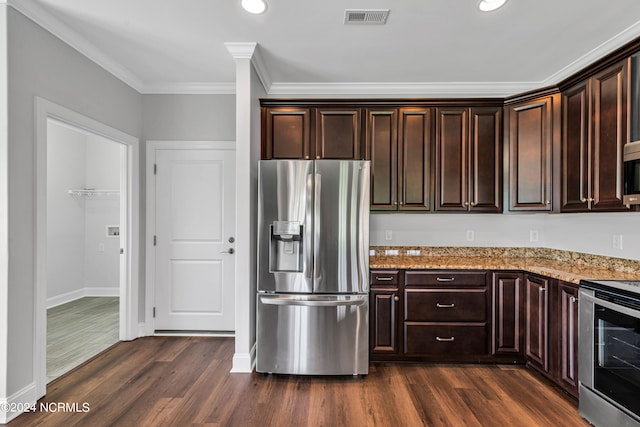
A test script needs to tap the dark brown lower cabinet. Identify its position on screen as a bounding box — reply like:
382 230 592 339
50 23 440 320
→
370 270 401 358
403 270 489 359
524 273 550 373
370 267 579 396
523 274 579 398
491 272 525 360
555 280 579 397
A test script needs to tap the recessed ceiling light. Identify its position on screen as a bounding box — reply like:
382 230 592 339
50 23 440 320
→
478 0 508 12
241 0 267 14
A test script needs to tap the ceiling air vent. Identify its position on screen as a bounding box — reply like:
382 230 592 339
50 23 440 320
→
344 9 390 25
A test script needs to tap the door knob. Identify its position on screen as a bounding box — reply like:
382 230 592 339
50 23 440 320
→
221 248 235 254
228 237 235 243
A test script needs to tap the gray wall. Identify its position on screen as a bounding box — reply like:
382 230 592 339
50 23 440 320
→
5 7 142 396
47 122 121 304
371 212 640 260
142 94 235 141
46 122 87 300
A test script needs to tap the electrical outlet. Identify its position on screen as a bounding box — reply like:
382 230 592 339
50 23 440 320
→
529 230 539 243
612 234 623 250
466 230 475 242
385 230 392 241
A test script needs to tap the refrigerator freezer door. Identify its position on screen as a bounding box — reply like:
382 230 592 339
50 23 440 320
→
313 160 370 294
257 160 314 293
256 294 369 375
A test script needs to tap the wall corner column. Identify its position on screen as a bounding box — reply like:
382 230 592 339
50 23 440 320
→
225 42 266 373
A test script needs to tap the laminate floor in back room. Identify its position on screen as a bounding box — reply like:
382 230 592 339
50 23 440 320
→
47 297 119 382
12 337 589 427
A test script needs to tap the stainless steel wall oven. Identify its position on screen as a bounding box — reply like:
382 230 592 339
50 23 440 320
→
579 279 640 427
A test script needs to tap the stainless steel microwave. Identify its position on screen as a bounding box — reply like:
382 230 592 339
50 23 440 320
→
624 140 640 205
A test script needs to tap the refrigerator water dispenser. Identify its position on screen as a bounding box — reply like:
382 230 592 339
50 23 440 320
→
269 221 302 272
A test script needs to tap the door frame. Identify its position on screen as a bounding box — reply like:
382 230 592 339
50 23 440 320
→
34 97 140 398
144 140 236 335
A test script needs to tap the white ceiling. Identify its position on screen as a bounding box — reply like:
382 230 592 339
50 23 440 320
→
13 0 640 96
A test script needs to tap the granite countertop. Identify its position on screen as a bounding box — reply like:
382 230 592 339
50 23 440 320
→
369 247 640 284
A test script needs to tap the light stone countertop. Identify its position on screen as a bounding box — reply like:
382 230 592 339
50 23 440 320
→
369 247 640 284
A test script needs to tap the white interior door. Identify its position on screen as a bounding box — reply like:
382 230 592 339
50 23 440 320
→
154 147 236 331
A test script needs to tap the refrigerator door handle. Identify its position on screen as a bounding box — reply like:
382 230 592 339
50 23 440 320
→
313 171 321 282
259 295 367 307
305 170 314 281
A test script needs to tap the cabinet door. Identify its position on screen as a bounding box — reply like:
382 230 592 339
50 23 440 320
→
366 109 398 210
591 60 630 211
525 274 549 372
398 108 431 210
315 108 362 159
561 81 591 212
263 107 312 159
557 281 579 397
370 288 399 354
435 108 468 211
470 107 502 212
508 96 556 211
491 272 524 356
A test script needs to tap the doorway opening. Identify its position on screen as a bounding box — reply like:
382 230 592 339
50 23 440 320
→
35 97 140 398
45 119 122 382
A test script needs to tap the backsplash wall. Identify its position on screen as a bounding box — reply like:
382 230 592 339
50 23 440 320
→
370 212 640 261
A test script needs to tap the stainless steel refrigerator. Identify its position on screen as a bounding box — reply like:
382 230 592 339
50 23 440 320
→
256 159 370 375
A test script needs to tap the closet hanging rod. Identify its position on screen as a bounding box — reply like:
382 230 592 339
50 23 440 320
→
67 189 120 197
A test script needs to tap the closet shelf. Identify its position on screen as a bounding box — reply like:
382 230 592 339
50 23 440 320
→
67 189 120 197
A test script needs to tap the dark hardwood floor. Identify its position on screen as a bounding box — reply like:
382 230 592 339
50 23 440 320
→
11 337 588 426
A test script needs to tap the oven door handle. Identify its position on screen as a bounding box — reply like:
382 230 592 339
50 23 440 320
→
580 289 640 319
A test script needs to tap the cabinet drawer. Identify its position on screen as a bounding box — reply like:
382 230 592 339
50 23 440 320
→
405 271 486 286
405 289 486 322
404 323 487 355
371 270 400 286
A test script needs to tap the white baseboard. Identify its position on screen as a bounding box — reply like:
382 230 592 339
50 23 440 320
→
46 286 119 308
230 342 256 373
0 382 37 424
84 286 119 297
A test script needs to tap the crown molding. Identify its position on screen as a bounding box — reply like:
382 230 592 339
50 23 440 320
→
542 19 640 86
225 42 272 92
6 0 146 92
225 42 257 60
267 81 542 98
250 45 273 93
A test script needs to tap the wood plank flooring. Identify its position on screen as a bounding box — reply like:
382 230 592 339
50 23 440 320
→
47 297 119 382
12 337 588 427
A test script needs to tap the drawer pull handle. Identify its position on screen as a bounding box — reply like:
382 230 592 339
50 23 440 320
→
436 337 455 342
376 276 394 281
436 303 455 308
436 277 455 282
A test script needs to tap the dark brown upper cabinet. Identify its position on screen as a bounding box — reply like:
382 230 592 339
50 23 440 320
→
561 59 630 212
435 107 502 212
262 107 312 159
315 108 362 159
506 93 560 211
261 106 363 160
366 108 431 211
